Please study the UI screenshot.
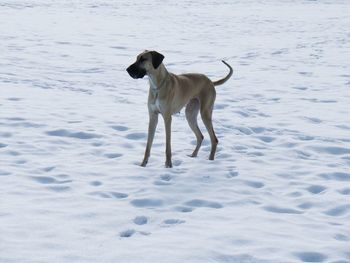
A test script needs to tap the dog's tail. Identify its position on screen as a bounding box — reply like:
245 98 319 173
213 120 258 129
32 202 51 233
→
212 60 233 86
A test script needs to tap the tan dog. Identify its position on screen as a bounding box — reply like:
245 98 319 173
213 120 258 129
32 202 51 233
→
126 50 233 168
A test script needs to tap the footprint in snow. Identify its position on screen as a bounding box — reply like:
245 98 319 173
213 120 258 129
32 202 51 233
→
263 205 303 214
256 136 275 143
304 117 322 124
104 153 123 159
162 219 185 226
292 86 308 91
30 176 72 184
334 233 349 241
30 175 72 192
154 174 172 186
91 142 103 147
323 204 350 217
133 216 148 225
125 132 147 140
296 134 314 141
227 171 239 178
88 191 128 199
119 229 135 238
111 125 129 131
15 159 26 164
335 124 350 130
0 170 11 176
250 126 266 134
89 181 102 186
130 198 163 208
6 117 26 121
293 251 327 262
172 159 182 166
46 129 101 140
41 166 56 172
338 188 350 195
0 132 12 138
49 186 71 192
243 180 264 189
318 172 350 181
184 199 223 209
306 185 326 194
311 146 350 155
174 206 194 213
214 103 229 110
4 150 20 156
7 97 22 101
298 202 315 210
5 118 44 128
119 229 150 238
217 152 232 159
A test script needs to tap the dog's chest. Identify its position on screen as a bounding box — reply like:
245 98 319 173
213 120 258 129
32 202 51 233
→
150 90 162 113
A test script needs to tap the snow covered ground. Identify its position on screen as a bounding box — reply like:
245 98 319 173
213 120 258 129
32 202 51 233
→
1 1 350 262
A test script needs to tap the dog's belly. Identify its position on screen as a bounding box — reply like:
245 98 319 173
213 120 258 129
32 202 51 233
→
171 101 187 114
150 97 186 115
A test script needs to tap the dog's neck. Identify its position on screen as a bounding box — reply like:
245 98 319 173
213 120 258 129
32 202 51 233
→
148 64 169 91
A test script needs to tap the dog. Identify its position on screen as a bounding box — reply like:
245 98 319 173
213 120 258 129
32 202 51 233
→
126 50 233 168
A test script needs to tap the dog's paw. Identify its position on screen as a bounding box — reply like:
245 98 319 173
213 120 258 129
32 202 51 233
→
165 160 173 168
140 160 148 167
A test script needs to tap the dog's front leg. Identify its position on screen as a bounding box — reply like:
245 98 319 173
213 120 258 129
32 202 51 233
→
141 112 158 167
163 114 172 168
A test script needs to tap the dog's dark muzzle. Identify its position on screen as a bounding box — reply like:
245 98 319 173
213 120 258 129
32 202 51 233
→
126 63 146 79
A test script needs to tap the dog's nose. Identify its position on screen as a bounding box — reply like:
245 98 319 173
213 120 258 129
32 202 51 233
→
127 65 139 79
126 65 135 78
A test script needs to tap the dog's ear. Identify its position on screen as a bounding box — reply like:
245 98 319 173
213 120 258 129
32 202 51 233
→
150 51 164 69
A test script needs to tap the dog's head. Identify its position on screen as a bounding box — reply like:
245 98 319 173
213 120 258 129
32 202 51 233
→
126 50 164 79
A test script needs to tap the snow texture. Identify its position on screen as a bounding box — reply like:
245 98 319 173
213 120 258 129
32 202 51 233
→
1 1 350 263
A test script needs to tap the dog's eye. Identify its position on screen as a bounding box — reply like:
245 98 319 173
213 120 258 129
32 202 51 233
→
139 57 146 63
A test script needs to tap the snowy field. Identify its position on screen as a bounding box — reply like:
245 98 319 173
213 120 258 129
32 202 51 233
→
1 1 350 262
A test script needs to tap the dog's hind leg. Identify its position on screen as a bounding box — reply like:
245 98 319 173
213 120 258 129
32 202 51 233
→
200 92 218 160
185 98 203 157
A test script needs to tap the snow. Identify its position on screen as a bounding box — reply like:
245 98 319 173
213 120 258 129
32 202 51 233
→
1 1 350 262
